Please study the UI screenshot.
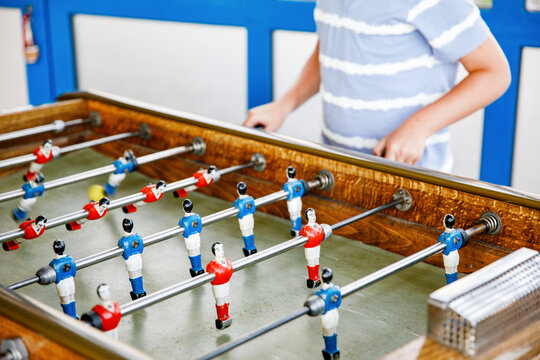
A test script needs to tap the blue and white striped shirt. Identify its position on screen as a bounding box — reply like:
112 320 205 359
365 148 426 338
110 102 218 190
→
315 0 490 171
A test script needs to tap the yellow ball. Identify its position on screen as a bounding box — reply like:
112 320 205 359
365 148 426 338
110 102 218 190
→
87 184 106 201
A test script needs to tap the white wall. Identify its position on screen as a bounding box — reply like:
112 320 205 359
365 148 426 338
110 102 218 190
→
73 15 247 124
512 47 540 194
0 7 29 112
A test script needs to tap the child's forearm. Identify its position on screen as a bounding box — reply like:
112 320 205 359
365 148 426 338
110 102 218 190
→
278 41 321 115
406 35 511 137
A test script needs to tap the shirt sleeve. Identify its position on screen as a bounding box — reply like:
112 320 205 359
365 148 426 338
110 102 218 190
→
408 0 491 62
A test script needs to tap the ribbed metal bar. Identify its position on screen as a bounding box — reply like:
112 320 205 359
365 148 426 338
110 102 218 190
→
197 307 311 360
0 131 140 169
341 242 447 298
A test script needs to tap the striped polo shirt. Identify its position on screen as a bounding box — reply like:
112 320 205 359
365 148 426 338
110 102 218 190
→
315 0 490 172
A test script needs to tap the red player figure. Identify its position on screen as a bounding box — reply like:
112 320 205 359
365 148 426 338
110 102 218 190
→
24 139 60 181
122 180 166 213
66 197 110 231
300 208 325 289
81 284 122 339
3 215 47 251
206 242 234 330
174 166 220 198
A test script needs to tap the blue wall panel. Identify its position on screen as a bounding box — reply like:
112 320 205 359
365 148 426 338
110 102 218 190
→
0 0 538 186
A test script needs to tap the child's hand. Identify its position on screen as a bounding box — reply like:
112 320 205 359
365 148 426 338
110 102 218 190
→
373 120 429 165
244 101 288 132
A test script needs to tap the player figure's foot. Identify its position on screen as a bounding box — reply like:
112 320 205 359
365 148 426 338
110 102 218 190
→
2 241 19 252
66 221 82 231
130 291 147 301
189 268 205 277
12 207 27 221
306 278 322 289
291 229 299 237
122 204 138 213
242 247 257 257
322 350 340 360
174 189 188 198
215 318 232 330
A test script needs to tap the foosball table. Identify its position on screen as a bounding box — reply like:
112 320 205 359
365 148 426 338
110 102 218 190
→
0 91 538 360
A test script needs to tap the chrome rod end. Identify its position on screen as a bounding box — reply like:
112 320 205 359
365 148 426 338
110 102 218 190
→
89 111 101 127
313 169 335 190
478 211 502 235
190 137 206 156
138 123 152 140
251 153 267 172
393 188 412 212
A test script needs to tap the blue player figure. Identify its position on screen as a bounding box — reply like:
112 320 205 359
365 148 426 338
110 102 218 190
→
316 267 342 360
233 182 257 256
283 166 306 236
118 218 146 300
103 150 138 197
437 214 465 284
49 239 78 318
179 199 204 277
12 172 45 221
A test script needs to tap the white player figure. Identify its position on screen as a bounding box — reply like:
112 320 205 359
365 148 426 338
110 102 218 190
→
122 180 166 213
316 268 342 360
300 208 325 288
282 166 306 236
179 199 204 277
174 166 221 198
440 214 461 284
233 182 257 256
49 239 78 319
118 218 146 300
103 150 137 196
206 242 234 330
12 172 45 221
24 139 60 181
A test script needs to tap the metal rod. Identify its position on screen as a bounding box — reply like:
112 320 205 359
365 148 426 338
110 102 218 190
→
0 161 255 244
331 198 403 231
8 276 39 290
196 307 310 360
340 242 447 297
0 131 140 169
0 118 90 143
0 144 193 204
119 197 398 316
465 223 487 239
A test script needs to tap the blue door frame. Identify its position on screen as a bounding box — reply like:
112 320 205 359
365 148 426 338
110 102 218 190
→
1 0 539 186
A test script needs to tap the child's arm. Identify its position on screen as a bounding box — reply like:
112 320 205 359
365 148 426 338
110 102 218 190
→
373 34 511 165
243 41 321 131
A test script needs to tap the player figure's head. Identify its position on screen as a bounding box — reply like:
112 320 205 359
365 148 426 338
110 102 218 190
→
237 181 247 196
211 242 224 258
287 166 296 180
43 139 53 150
304 208 316 223
97 283 112 302
208 165 218 175
53 239 65 255
156 180 166 192
322 267 333 284
444 214 455 230
123 149 134 160
122 218 134 233
99 197 110 208
35 215 47 228
183 199 193 214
